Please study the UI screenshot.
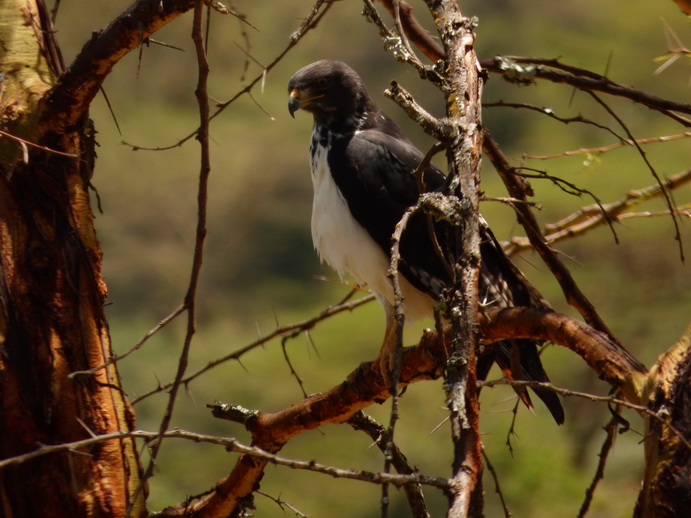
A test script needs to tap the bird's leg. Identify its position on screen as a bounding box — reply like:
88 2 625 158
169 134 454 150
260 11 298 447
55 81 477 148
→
374 304 401 389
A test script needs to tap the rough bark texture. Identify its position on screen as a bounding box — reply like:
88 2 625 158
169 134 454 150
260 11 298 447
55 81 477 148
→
422 1 484 515
0 0 54 168
636 326 691 518
0 1 155 516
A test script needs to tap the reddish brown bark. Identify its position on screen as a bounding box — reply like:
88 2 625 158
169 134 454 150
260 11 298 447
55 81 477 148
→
164 305 652 517
0 0 197 516
636 326 691 518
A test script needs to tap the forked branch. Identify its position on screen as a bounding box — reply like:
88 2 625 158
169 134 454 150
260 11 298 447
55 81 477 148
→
159 307 647 517
42 0 196 134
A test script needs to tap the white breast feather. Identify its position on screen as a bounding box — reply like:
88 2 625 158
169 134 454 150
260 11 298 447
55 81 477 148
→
309 139 435 322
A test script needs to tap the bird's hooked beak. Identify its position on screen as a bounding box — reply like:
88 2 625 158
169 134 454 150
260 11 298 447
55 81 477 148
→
288 88 301 118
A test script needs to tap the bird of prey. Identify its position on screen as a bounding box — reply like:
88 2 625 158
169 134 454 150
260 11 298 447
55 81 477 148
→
288 59 564 424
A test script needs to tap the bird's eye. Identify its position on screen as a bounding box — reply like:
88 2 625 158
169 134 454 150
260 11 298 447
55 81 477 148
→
315 77 331 89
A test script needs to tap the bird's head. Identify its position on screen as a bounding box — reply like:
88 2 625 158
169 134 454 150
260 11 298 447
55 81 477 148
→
288 60 373 126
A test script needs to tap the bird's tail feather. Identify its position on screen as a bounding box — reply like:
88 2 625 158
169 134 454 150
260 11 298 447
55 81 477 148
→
478 340 565 425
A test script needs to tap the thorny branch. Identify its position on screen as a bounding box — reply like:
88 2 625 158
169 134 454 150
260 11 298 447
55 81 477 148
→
348 412 432 518
377 0 444 64
134 1 212 506
481 447 511 518
481 377 691 454
43 0 197 134
587 91 685 260
382 187 413 517
70 304 186 378
123 0 337 151
131 292 373 404
483 131 625 347
0 429 450 491
522 131 691 160
484 100 627 142
577 414 621 518
482 56 691 126
503 168 691 257
159 304 649 517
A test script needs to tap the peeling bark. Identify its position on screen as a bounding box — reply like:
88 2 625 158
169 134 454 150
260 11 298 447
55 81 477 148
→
636 326 691 518
0 0 198 515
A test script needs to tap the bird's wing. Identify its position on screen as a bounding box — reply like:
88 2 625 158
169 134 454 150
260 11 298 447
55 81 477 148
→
327 125 564 423
325 128 450 296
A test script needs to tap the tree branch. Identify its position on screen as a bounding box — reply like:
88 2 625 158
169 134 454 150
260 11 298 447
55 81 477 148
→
135 1 212 506
483 131 626 348
481 56 691 126
421 2 485 516
164 305 647 517
348 412 434 518
377 0 444 63
503 167 691 257
131 292 374 404
42 0 196 134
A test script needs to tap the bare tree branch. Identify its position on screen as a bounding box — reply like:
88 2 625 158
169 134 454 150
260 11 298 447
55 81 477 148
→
42 0 196 134
348 412 433 518
483 131 626 348
133 3 213 511
578 414 621 518
521 131 691 160
175 305 646 517
122 0 337 151
0 429 450 492
503 167 691 256
481 56 691 126
421 2 485 516
131 292 374 404
377 0 444 63
587 91 685 260
484 100 627 142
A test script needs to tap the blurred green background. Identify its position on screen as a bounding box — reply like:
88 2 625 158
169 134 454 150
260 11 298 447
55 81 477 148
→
54 1 690 516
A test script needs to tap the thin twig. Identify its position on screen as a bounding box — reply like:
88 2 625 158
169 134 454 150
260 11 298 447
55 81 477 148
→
0 429 450 490
521 131 691 160
384 201 420 518
483 130 624 347
0 129 78 159
131 292 373 404
98 86 122 136
482 446 511 518
587 91 684 261
281 337 309 398
256 491 309 518
348 412 433 518
484 100 626 142
577 413 620 518
503 168 691 256
482 56 691 126
227 0 253 81
135 2 212 505
70 304 186 378
122 0 336 152
479 378 691 452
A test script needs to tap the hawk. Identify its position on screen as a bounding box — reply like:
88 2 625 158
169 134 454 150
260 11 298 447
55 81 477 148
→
288 60 564 424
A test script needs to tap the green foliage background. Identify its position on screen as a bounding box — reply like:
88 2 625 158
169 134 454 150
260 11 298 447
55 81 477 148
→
54 1 690 516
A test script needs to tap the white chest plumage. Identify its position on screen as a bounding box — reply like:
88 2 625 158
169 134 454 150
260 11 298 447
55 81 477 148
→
309 130 435 322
